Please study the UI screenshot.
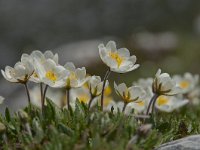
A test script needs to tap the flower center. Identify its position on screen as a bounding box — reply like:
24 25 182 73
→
137 101 145 106
157 96 169 106
179 81 190 89
33 72 38 78
78 95 89 103
45 71 57 81
109 52 123 67
105 86 112 96
124 96 131 103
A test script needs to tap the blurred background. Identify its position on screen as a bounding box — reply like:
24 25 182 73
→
1 0 200 112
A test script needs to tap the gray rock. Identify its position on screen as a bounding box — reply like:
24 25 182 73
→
156 135 200 150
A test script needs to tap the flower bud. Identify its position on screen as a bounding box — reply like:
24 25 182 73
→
152 69 181 96
18 110 29 123
137 124 152 137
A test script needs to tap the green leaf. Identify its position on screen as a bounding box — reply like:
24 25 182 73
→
32 118 44 143
5 107 11 122
74 98 86 117
57 123 74 136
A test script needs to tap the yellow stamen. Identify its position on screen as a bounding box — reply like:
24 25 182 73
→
33 72 38 78
157 96 169 106
105 86 112 96
109 52 123 67
45 71 57 81
179 81 190 89
78 95 89 104
123 91 131 103
136 101 145 106
124 96 131 103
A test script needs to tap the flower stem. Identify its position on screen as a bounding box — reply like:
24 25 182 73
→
100 69 111 111
146 94 159 115
42 85 48 114
88 96 95 110
66 88 70 110
40 83 43 105
24 83 31 111
122 102 128 112
151 95 159 115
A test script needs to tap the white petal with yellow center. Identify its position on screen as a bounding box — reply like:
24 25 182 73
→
45 71 57 81
156 96 169 106
109 52 124 67
179 81 190 89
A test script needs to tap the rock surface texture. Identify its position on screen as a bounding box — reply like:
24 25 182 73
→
156 135 200 150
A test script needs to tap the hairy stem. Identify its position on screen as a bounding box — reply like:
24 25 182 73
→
66 88 71 110
151 94 160 115
40 83 43 106
122 102 128 112
42 85 48 114
146 94 159 115
88 96 95 110
100 69 111 111
24 83 31 111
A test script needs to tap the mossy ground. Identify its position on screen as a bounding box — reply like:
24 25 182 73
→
0 99 200 150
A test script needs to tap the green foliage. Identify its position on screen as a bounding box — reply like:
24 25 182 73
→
0 101 200 150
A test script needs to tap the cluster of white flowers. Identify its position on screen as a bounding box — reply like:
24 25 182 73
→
1 41 199 117
1 50 88 111
127 72 200 115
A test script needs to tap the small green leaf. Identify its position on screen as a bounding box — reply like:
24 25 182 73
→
57 123 74 136
5 107 11 122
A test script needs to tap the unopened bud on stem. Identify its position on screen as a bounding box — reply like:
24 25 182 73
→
18 109 29 123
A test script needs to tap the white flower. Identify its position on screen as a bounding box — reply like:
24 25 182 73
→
133 78 154 98
86 84 113 111
102 100 118 113
125 90 153 115
187 86 200 105
98 41 139 73
133 78 153 90
34 59 69 88
116 102 137 115
87 75 108 97
60 62 89 88
153 69 181 96
0 96 4 104
30 50 58 64
155 95 189 112
114 82 146 103
30 50 59 83
131 78 155 114
69 87 92 110
173 73 199 94
128 101 146 114
1 57 34 83
111 102 124 113
105 101 137 115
